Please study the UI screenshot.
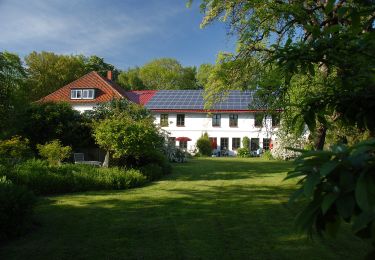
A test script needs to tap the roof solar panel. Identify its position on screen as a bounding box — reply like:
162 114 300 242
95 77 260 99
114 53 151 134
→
145 89 254 110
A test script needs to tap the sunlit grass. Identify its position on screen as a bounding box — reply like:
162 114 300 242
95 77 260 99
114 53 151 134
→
0 157 370 259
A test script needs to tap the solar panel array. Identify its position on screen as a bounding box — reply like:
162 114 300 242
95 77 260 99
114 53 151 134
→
145 90 254 110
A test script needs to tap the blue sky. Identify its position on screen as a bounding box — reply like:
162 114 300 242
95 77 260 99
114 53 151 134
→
0 0 236 70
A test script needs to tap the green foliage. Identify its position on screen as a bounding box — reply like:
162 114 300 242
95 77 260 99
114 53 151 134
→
21 102 93 149
93 114 163 160
3 160 146 195
0 51 27 138
195 0 375 145
196 63 214 88
83 55 118 79
117 67 146 90
242 136 250 150
196 133 212 156
25 52 118 101
236 148 250 158
37 140 72 166
25 51 86 101
261 150 274 160
139 58 197 90
286 139 375 254
0 176 35 241
140 163 163 181
87 99 152 121
0 136 32 164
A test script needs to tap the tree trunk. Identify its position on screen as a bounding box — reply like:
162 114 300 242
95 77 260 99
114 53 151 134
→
314 124 327 150
103 150 110 168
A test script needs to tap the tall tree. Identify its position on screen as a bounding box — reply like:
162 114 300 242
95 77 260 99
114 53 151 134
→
139 58 198 89
196 63 214 88
83 55 119 79
192 0 375 149
0 51 27 138
25 51 86 101
117 67 146 90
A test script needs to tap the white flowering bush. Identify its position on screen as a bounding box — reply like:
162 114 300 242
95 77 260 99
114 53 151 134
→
271 128 308 160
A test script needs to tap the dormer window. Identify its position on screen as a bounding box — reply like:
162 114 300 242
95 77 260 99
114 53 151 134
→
71 89 95 99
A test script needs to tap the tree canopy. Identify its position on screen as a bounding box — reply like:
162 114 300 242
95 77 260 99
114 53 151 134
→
193 0 375 147
139 58 198 90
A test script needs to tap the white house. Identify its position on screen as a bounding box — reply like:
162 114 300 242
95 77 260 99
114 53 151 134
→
39 71 279 155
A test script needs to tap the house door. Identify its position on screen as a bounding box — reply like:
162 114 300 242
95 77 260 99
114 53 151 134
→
250 138 259 151
209 137 217 149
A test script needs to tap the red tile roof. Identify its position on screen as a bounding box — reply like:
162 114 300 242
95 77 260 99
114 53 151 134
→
38 71 127 103
124 90 157 105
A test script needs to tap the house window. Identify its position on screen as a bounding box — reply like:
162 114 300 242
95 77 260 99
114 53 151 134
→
168 137 176 146
209 137 217 149
220 138 229 150
272 114 280 127
263 138 271 150
160 114 169 127
229 114 238 127
255 113 264 127
71 89 95 100
71 89 81 99
177 114 185 127
251 138 260 151
212 114 221 127
179 141 187 149
232 138 241 150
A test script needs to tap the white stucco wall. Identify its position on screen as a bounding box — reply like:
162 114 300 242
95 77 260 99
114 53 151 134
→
153 112 278 155
72 103 97 113
70 103 279 155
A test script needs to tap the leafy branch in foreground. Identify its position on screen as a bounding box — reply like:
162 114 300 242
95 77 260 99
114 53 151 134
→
286 139 375 257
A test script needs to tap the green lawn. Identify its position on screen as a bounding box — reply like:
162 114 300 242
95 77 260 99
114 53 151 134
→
1 158 370 259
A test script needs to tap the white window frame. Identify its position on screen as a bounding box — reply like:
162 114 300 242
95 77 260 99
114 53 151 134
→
71 89 95 100
71 89 82 99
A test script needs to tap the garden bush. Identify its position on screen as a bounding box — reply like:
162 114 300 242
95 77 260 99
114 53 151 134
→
261 150 274 160
286 139 375 257
196 133 212 156
4 160 146 195
242 137 250 150
237 147 250 157
140 163 163 181
0 176 36 241
37 140 72 166
0 136 33 165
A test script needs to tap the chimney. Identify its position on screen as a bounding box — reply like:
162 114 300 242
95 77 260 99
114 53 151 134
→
107 71 112 81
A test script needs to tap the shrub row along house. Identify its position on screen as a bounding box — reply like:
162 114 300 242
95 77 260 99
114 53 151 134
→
39 71 279 155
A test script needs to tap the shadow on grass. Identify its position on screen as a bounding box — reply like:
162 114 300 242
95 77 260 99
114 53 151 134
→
1 182 369 260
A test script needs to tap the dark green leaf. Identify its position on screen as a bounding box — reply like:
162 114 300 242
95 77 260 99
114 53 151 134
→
352 211 375 233
322 193 339 214
284 170 306 180
304 173 320 197
308 63 315 76
320 160 339 177
288 188 304 204
325 217 341 237
355 173 369 211
351 10 360 33
336 195 355 219
337 7 349 18
295 198 321 233
324 0 335 14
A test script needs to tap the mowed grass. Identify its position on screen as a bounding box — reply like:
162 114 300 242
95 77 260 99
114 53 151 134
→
0 157 370 259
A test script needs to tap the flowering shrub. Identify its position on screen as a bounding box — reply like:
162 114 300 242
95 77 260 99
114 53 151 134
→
271 127 308 160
